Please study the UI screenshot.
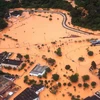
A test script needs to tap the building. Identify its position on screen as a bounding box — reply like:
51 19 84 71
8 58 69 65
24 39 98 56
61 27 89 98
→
14 88 39 100
84 90 100 100
1 59 23 68
31 84 44 94
0 52 13 65
14 85 44 100
0 76 14 95
30 64 48 76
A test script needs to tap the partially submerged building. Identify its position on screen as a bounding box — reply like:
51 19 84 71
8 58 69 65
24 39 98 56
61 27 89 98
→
0 52 13 65
14 85 44 100
1 59 23 68
84 90 100 100
30 64 48 76
0 76 14 95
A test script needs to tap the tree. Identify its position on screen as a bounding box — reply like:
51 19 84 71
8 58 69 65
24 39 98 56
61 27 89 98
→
24 75 28 83
91 81 96 88
83 83 89 88
68 82 72 86
88 51 94 56
52 74 59 81
69 73 79 83
78 83 82 87
0 18 8 29
58 82 61 87
78 57 85 61
24 54 29 59
46 67 52 73
54 47 62 56
47 58 56 66
65 65 71 70
91 61 96 69
82 75 90 82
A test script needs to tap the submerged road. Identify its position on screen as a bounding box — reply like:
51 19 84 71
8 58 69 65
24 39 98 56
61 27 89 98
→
33 10 93 35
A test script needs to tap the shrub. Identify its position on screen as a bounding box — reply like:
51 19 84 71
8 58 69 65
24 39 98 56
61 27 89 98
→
82 75 90 82
69 73 79 83
52 74 59 81
88 51 94 56
49 17 52 21
47 58 56 66
91 81 97 88
65 65 71 70
58 82 62 87
78 83 82 87
78 57 85 61
68 82 72 86
63 83 67 86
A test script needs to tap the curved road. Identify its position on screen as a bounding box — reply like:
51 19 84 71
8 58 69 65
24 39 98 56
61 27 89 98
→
33 10 93 35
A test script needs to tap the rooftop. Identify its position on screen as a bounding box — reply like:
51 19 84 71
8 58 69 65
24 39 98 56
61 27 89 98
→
0 75 14 95
0 52 12 64
31 84 44 92
84 95 99 100
14 88 38 100
2 59 23 66
30 64 48 75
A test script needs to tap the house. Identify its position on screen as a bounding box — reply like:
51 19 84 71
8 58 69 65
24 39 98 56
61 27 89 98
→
1 59 23 68
30 64 48 76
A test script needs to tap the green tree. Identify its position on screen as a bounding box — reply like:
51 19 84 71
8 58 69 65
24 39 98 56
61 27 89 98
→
69 73 79 83
54 47 62 56
91 81 96 88
52 74 59 81
82 75 90 82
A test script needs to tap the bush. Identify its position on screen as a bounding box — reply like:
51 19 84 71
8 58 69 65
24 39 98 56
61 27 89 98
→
88 51 94 56
78 83 82 87
49 17 52 21
78 57 85 61
82 75 90 82
68 82 72 86
91 81 96 88
0 18 8 29
63 83 66 86
47 58 56 66
52 74 59 81
69 73 79 83
65 65 71 70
